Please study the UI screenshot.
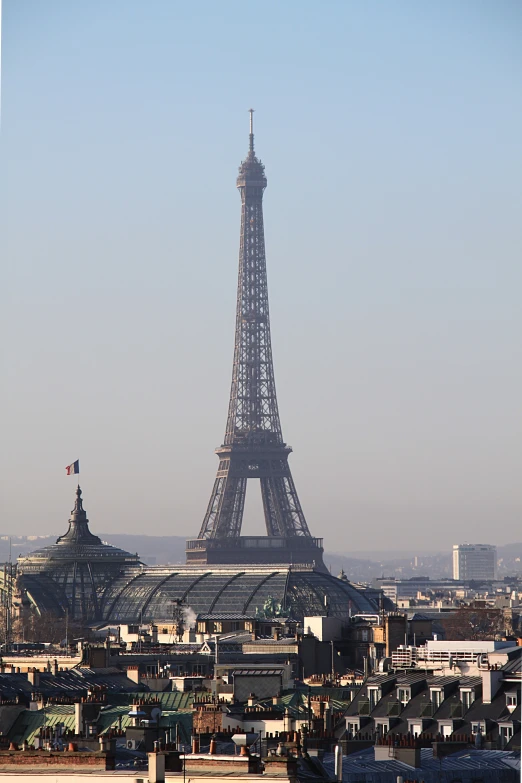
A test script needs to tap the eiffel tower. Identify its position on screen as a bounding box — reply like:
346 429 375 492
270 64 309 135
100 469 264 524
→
186 112 324 569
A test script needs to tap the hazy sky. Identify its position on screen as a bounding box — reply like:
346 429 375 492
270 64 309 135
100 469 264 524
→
1 0 521 552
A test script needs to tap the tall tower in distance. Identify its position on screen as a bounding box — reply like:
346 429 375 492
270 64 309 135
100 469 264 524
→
187 112 325 570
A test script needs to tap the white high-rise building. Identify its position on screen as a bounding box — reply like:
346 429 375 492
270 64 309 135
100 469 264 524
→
453 544 497 581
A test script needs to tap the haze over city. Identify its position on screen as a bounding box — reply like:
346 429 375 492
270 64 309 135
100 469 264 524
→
1 0 521 551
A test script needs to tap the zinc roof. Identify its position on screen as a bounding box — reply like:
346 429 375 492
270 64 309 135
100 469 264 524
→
9 705 76 746
321 747 520 779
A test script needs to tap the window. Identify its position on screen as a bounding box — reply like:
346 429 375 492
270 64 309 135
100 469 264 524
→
161 628 168 635
431 690 443 709
347 722 358 736
127 625 139 635
368 688 379 710
471 723 482 735
398 688 410 705
506 693 518 707
499 725 513 747
461 690 475 709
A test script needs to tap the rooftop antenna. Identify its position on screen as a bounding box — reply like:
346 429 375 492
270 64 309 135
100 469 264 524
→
249 108 255 153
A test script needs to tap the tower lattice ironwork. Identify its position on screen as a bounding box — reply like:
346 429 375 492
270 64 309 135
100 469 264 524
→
197 112 313 544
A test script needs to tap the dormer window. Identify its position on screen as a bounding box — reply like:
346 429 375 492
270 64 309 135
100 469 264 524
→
347 721 359 736
398 688 410 705
499 724 514 748
506 693 518 710
430 689 443 709
368 687 380 710
375 720 389 736
460 689 475 710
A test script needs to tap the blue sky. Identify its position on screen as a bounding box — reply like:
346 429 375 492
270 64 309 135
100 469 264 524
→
1 0 521 551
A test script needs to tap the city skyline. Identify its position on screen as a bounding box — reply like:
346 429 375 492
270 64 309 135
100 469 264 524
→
1 1 521 549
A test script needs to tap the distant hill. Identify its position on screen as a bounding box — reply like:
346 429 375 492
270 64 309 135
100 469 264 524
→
100 534 187 565
2 535 520 580
1 534 187 566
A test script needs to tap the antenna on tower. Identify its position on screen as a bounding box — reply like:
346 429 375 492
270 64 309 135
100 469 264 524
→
249 108 255 152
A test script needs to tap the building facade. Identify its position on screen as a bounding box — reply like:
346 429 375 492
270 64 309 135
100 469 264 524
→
453 544 497 581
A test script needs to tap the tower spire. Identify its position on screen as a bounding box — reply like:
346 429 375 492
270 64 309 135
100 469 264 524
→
55 485 101 545
249 108 255 153
72 484 84 516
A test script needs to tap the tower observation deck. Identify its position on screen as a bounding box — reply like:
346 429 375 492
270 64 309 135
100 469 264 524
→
187 112 325 570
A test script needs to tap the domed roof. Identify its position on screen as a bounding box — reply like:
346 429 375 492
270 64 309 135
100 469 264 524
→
18 486 139 571
17 486 141 622
100 564 380 624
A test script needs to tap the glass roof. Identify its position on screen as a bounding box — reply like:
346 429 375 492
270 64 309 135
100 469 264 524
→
100 566 379 623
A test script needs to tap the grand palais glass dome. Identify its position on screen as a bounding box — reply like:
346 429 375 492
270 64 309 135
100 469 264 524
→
17 488 380 624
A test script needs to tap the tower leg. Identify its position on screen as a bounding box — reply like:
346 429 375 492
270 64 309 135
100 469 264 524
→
260 477 284 537
261 469 311 538
199 472 247 539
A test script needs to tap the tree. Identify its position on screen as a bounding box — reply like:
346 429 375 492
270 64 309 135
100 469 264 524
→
438 607 504 641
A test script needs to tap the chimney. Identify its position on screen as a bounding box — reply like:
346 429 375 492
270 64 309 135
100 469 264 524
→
27 669 40 687
482 668 503 704
30 693 43 712
334 744 343 781
324 701 332 732
53 659 59 676
74 702 83 736
126 666 140 684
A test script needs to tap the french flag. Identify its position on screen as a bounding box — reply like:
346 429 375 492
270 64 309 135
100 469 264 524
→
65 460 80 476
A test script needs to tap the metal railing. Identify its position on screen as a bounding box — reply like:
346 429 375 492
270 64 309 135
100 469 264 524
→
186 537 323 550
